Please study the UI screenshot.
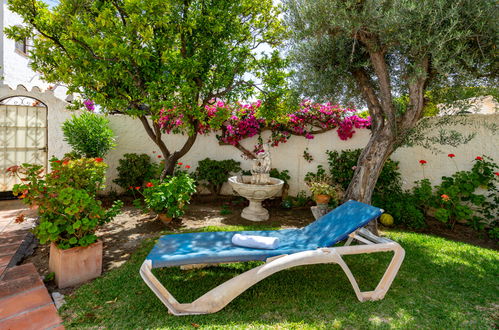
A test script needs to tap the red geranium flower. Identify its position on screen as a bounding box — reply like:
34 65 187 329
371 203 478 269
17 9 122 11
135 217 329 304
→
157 155 162 158
494 172 499 176
135 186 141 190
441 194 450 202
146 182 154 187
53 160 61 163
447 154 455 158
419 160 427 165
129 186 133 190
62 160 70 165
185 165 191 169
14 214 25 224
178 162 183 165
95 158 104 162
475 156 483 160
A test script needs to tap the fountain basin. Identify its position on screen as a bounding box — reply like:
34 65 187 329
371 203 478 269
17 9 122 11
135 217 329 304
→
228 176 284 221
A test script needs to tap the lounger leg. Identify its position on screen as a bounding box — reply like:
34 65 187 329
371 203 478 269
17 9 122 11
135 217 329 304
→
140 242 405 315
333 243 405 301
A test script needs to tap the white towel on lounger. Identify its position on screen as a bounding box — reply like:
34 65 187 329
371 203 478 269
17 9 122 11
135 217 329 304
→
231 234 280 250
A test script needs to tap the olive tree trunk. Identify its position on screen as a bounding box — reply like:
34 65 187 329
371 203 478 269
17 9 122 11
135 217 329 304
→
344 126 396 233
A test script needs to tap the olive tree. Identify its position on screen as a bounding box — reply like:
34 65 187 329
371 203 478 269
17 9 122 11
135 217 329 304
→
6 0 284 177
284 0 497 225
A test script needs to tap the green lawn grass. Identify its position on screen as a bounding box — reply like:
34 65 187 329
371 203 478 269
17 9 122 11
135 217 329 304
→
60 226 499 329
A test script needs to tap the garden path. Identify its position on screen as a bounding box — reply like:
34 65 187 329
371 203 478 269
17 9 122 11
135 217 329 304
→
0 200 64 330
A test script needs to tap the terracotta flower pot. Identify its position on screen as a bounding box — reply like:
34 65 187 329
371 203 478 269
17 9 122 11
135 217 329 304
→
315 194 330 205
49 240 102 288
157 213 173 225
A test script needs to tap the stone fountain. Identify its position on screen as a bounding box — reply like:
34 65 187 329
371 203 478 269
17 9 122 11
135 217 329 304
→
228 144 284 221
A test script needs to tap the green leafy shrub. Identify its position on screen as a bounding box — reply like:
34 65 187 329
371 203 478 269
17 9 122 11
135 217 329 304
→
195 158 241 195
373 193 426 229
62 112 116 158
114 153 155 191
135 173 196 218
281 191 312 209
304 165 328 185
433 156 498 230
269 168 290 184
10 158 122 249
326 149 425 228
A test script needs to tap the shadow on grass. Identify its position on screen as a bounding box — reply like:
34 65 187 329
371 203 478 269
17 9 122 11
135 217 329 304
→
60 229 499 329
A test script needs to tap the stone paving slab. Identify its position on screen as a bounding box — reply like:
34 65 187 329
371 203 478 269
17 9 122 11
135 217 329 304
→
0 264 63 329
0 200 64 329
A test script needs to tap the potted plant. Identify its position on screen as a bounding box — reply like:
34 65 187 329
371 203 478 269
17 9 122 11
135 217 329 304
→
308 182 332 204
305 170 344 206
9 158 122 288
135 171 196 224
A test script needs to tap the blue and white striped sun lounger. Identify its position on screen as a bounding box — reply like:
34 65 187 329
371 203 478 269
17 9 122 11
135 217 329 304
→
140 200 405 315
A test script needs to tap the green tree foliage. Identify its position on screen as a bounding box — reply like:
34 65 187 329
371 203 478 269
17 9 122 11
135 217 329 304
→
6 0 285 176
284 0 498 222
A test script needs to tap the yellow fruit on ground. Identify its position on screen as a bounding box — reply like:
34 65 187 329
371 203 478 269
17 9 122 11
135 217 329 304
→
380 213 394 226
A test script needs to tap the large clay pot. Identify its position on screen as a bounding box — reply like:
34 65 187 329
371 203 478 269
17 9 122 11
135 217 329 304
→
157 213 173 225
315 194 330 205
49 240 102 288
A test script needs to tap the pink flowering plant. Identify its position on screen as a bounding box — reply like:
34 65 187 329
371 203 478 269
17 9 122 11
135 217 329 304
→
210 99 371 157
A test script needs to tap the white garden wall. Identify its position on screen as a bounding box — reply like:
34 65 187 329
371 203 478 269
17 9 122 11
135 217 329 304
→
47 110 499 196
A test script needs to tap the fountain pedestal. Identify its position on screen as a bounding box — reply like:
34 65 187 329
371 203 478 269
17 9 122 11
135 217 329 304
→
228 176 284 222
242 198 271 221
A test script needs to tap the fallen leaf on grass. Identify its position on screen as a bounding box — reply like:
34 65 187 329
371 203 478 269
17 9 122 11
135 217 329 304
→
105 297 117 304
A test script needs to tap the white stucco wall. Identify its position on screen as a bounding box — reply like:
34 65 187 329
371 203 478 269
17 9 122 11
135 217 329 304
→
45 112 499 196
392 114 499 189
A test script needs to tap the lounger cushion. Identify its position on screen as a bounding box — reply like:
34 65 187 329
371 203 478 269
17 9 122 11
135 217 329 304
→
146 200 382 269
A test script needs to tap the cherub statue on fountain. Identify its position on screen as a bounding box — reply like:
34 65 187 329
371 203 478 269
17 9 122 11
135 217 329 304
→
251 143 271 184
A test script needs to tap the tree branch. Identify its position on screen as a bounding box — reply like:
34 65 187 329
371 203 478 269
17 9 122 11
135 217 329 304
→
139 115 171 158
400 56 430 132
351 68 384 131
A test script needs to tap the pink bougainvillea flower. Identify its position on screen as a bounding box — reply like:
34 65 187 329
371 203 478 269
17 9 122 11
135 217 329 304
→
441 194 450 202
447 154 455 158
94 158 103 162
475 156 483 160
146 182 154 188
419 160 427 165
83 99 95 112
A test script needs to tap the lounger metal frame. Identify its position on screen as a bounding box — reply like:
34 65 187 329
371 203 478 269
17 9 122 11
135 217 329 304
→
140 227 405 316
